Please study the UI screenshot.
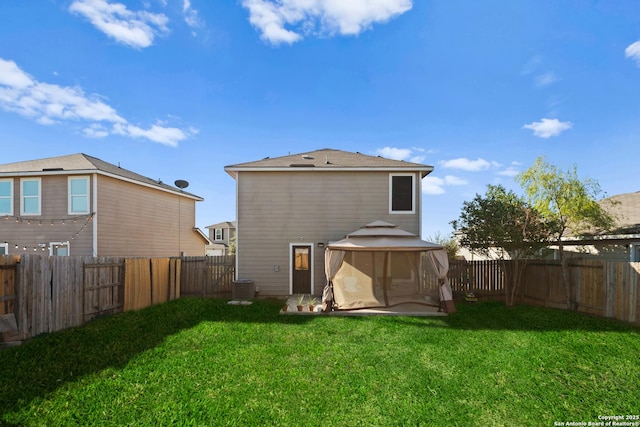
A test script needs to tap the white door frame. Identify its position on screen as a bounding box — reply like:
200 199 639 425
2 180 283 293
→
289 242 314 295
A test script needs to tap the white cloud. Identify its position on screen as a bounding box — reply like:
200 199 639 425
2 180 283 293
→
0 57 191 147
535 72 558 87
376 146 412 161
439 158 491 172
0 59 33 88
422 175 469 196
444 175 468 186
523 117 573 138
69 0 169 49
113 123 190 146
183 0 203 31
83 123 110 138
375 146 427 164
241 0 412 45
522 56 559 88
497 167 519 177
625 40 640 66
423 176 445 195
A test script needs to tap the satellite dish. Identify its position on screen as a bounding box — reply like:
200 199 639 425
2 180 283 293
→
174 179 189 190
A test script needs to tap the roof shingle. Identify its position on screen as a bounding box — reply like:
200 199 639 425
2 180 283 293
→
224 148 433 176
0 153 202 200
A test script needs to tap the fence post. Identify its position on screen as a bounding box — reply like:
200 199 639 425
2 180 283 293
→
629 263 639 323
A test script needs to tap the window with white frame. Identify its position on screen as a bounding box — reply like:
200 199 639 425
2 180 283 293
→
215 228 224 241
21 178 41 216
68 176 90 214
50 242 70 256
0 242 7 255
389 173 415 214
0 179 12 216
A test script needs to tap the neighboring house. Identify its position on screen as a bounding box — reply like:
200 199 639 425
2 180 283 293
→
557 191 640 262
453 232 507 261
0 153 208 257
205 221 236 256
224 148 433 296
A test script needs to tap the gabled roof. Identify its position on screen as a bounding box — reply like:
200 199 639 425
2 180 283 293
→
0 153 202 201
224 148 433 178
561 191 640 244
193 228 213 245
206 221 236 229
601 191 640 234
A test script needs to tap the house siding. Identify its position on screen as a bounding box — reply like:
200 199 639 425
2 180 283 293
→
206 222 236 255
0 175 94 255
236 170 422 296
96 175 204 256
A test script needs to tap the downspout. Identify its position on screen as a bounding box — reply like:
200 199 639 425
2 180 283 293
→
92 173 98 256
234 173 240 281
417 172 422 237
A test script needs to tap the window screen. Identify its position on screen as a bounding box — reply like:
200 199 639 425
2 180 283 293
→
0 180 11 215
69 177 89 214
391 175 414 212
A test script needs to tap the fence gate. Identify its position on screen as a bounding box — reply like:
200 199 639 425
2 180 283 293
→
83 258 125 321
0 255 20 344
0 256 19 315
181 256 235 297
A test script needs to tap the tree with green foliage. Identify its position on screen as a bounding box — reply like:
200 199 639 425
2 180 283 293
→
451 184 552 306
426 232 459 260
228 234 236 255
516 156 616 310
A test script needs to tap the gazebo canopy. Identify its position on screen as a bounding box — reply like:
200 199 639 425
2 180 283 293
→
322 221 453 312
328 221 444 251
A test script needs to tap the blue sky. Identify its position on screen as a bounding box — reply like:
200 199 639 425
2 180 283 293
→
1 0 640 239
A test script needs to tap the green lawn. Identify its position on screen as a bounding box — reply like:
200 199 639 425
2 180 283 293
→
1 299 638 426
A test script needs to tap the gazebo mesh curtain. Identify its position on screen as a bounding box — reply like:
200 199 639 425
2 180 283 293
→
328 250 444 310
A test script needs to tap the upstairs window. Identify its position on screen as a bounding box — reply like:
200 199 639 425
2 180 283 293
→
389 174 415 214
215 228 224 241
69 177 90 214
21 178 41 216
0 179 12 215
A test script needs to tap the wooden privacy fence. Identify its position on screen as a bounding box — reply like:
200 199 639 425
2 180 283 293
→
520 260 640 324
3 255 638 343
1 255 182 341
180 255 235 297
448 260 505 295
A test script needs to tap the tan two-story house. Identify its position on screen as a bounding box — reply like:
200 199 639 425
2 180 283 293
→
224 148 433 297
0 153 208 257
205 221 236 256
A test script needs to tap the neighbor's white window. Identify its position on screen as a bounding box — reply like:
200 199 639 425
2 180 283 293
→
0 242 7 255
389 173 415 214
0 179 13 216
68 176 90 214
50 241 70 256
21 178 41 216
215 228 224 241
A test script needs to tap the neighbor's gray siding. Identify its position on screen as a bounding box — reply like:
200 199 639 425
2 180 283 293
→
235 170 422 296
96 175 204 257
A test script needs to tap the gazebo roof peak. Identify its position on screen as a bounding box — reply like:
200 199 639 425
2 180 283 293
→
362 220 397 228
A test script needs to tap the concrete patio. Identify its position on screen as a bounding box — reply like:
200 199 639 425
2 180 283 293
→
279 295 447 317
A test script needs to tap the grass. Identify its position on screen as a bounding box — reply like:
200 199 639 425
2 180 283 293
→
1 299 639 426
